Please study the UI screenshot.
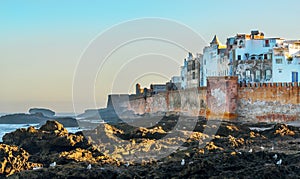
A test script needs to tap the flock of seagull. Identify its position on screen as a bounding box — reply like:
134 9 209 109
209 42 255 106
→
32 145 283 172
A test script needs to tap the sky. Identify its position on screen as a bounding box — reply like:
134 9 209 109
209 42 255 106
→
1 0 300 113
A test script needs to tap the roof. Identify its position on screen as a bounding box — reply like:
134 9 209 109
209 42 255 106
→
210 35 220 45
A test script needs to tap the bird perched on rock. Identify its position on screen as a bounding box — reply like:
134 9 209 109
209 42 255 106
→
87 164 92 170
181 159 185 166
124 162 130 167
273 154 278 160
33 166 43 170
50 162 56 167
276 159 282 165
248 148 253 153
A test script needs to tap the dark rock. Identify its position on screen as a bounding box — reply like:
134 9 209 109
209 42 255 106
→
29 108 55 117
0 144 42 177
0 113 78 127
2 121 90 155
0 113 45 124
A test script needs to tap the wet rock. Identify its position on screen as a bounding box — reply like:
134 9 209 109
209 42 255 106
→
0 144 42 177
2 121 90 155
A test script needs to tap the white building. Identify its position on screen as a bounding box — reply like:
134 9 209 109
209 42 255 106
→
180 59 188 89
272 40 300 82
201 35 228 86
227 30 287 83
180 52 201 89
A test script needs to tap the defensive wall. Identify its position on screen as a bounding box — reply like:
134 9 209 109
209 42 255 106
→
107 77 300 122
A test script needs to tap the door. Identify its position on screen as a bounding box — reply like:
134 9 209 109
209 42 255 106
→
292 72 298 82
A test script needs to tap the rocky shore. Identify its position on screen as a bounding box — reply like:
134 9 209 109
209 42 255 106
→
0 116 300 178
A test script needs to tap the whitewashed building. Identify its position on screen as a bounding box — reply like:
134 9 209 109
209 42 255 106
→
227 30 286 83
201 35 228 86
180 58 188 89
272 40 300 82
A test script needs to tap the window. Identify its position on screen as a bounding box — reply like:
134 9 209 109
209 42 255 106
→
192 72 195 79
265 40 270 47
192 61 195 70
237 55 241 60
255 70 261 81
246 69 251 80
276 58 282 64
265 70 272 80
245 53 249 60
264 54 268 60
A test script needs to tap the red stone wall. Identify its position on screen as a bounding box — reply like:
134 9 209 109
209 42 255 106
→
206 76 238 119
238 82 300 122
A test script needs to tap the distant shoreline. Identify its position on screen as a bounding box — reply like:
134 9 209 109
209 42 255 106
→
0 112 76 118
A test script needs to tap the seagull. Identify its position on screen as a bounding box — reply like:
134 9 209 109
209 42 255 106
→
87 164 92 170
276 159 282 165
260 146 265 150
33 166 43 170
271 146 274 151
248 148 253 153
124 162 130 167
273 154 278 160
181 159 185 166
50 162 56 167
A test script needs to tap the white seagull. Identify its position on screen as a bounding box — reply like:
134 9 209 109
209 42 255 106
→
273 154 278 160
50 162 56 167
33 166 43 170
87 164 92 170
124 162 130 167
181 159 185 166
276 159 282 165
248 148 253 153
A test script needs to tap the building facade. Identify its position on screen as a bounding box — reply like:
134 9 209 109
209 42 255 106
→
177 30 299 89
180 52 201 89
201 35 228 86
272 40 300 82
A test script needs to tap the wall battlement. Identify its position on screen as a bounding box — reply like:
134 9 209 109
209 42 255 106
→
239 82 300 88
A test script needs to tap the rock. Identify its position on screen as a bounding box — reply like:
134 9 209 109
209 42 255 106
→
0 113 45 124
0 113 78 127
2 120 90 155
3 116 300 178
39 120 67 133
29 108 55 117
0 144 42 177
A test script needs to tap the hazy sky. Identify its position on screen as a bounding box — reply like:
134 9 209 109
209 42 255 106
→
1 0 300 113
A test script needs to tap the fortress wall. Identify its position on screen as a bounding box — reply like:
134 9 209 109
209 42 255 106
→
206 76 238 119
127 88 207 116
168 88 207 116
110 80 300 122
237 82 300 122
